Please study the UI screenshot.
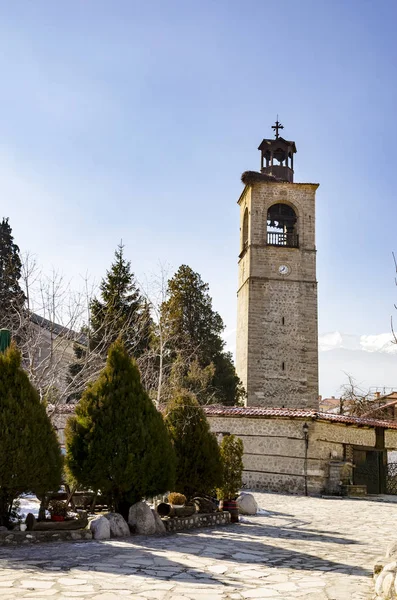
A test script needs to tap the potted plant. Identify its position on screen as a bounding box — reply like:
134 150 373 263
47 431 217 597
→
168 492 186 508
217 435 244 523
48 500 68 522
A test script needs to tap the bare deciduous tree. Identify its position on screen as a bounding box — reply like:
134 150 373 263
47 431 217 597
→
338 373 372 416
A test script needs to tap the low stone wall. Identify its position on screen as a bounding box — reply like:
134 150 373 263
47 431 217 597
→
0 529 93 546
163 511 231 532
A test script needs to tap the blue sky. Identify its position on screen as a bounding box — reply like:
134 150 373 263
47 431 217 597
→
1 1 397 396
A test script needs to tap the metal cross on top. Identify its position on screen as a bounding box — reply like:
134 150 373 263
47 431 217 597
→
272 118 284 139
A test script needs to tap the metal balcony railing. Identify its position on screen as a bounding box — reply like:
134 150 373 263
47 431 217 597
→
267 231 299 248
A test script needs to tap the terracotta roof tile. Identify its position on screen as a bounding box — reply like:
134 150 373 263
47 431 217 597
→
49 403 397 430
203 406 397 430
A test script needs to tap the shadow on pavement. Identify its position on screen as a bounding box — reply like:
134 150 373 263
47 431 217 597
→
0 520 371 583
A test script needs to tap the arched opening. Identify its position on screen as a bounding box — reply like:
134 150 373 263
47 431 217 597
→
242 208 249 252
263 148 289 168
267 203 298 248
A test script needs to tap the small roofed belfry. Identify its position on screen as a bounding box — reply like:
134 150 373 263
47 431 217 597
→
237 121 319 409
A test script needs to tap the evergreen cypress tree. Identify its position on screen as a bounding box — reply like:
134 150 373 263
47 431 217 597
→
161 265 242 405
66 340 175 518
165 390 223 499
217 435 244 501
0 344 62 527
0 218 26 331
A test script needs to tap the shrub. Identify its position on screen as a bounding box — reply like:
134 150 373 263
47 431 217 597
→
0 344 62 528
168 492 186 505
66 340 175 520
217 435 244 500
165 390 223 499
48 500 68 517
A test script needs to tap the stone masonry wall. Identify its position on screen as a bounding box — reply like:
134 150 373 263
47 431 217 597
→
236 186 251 391
208 414 385 494
163 512 230 532
0 529 93 546
385 430 397 449
236 181 319 409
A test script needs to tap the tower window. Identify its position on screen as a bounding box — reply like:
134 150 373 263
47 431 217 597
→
282 317 285 325
282 361 285 371
267 203 298 248
242 208 249 252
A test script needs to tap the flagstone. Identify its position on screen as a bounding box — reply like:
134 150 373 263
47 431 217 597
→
2 492 396 599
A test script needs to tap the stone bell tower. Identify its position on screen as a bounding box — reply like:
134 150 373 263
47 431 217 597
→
236 121 319 409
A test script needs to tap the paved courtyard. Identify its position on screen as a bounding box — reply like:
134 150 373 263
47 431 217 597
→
0 492 396 600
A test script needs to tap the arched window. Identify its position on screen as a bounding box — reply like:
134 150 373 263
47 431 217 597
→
242 208 249 251
267 203 298 248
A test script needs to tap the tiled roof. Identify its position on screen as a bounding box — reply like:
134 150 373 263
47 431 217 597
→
30 313 87 346
203 405 397 430
49 403 397 430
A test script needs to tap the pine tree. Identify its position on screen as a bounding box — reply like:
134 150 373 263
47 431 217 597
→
90 242 152 358
65 340 175 518
67 243 153 401
161 265 242 405
0 344 62 527
0 218 26 331
165 390 223 499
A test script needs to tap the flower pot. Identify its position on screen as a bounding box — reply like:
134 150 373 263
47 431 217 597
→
51 515 65 522
219 499 239 523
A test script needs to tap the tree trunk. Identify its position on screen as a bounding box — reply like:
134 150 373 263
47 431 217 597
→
0 493 11 528
115 499 132 522
89 490 98 513
38 495 48 521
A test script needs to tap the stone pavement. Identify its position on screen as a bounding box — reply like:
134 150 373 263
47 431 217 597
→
1 492 396 600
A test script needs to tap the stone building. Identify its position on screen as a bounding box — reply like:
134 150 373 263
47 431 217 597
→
49 122 397 498
206 122 397 496
236 121 318 408
205 405 397 495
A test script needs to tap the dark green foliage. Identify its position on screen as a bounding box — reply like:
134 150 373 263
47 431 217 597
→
0 218 26 331
165 391 223 499
66 340 175 514
161 265 243 405
0 344 62 527
90 242 152 358
67 243 153 401
217 435 244 500
0 329 11 352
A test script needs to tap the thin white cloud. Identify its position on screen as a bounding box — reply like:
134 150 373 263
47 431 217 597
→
360 333 397 354
319 331 397 354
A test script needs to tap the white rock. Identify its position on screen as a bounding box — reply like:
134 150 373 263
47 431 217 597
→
382 571 395 597
375 571 386 596
103 512 130 537
89 516 110 540
128 501 156 535
387 541 397 558
384 561 397 572
237 493 258 515
151 509 166 535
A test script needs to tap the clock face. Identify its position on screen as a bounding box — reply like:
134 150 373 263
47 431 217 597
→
278 264 290 276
